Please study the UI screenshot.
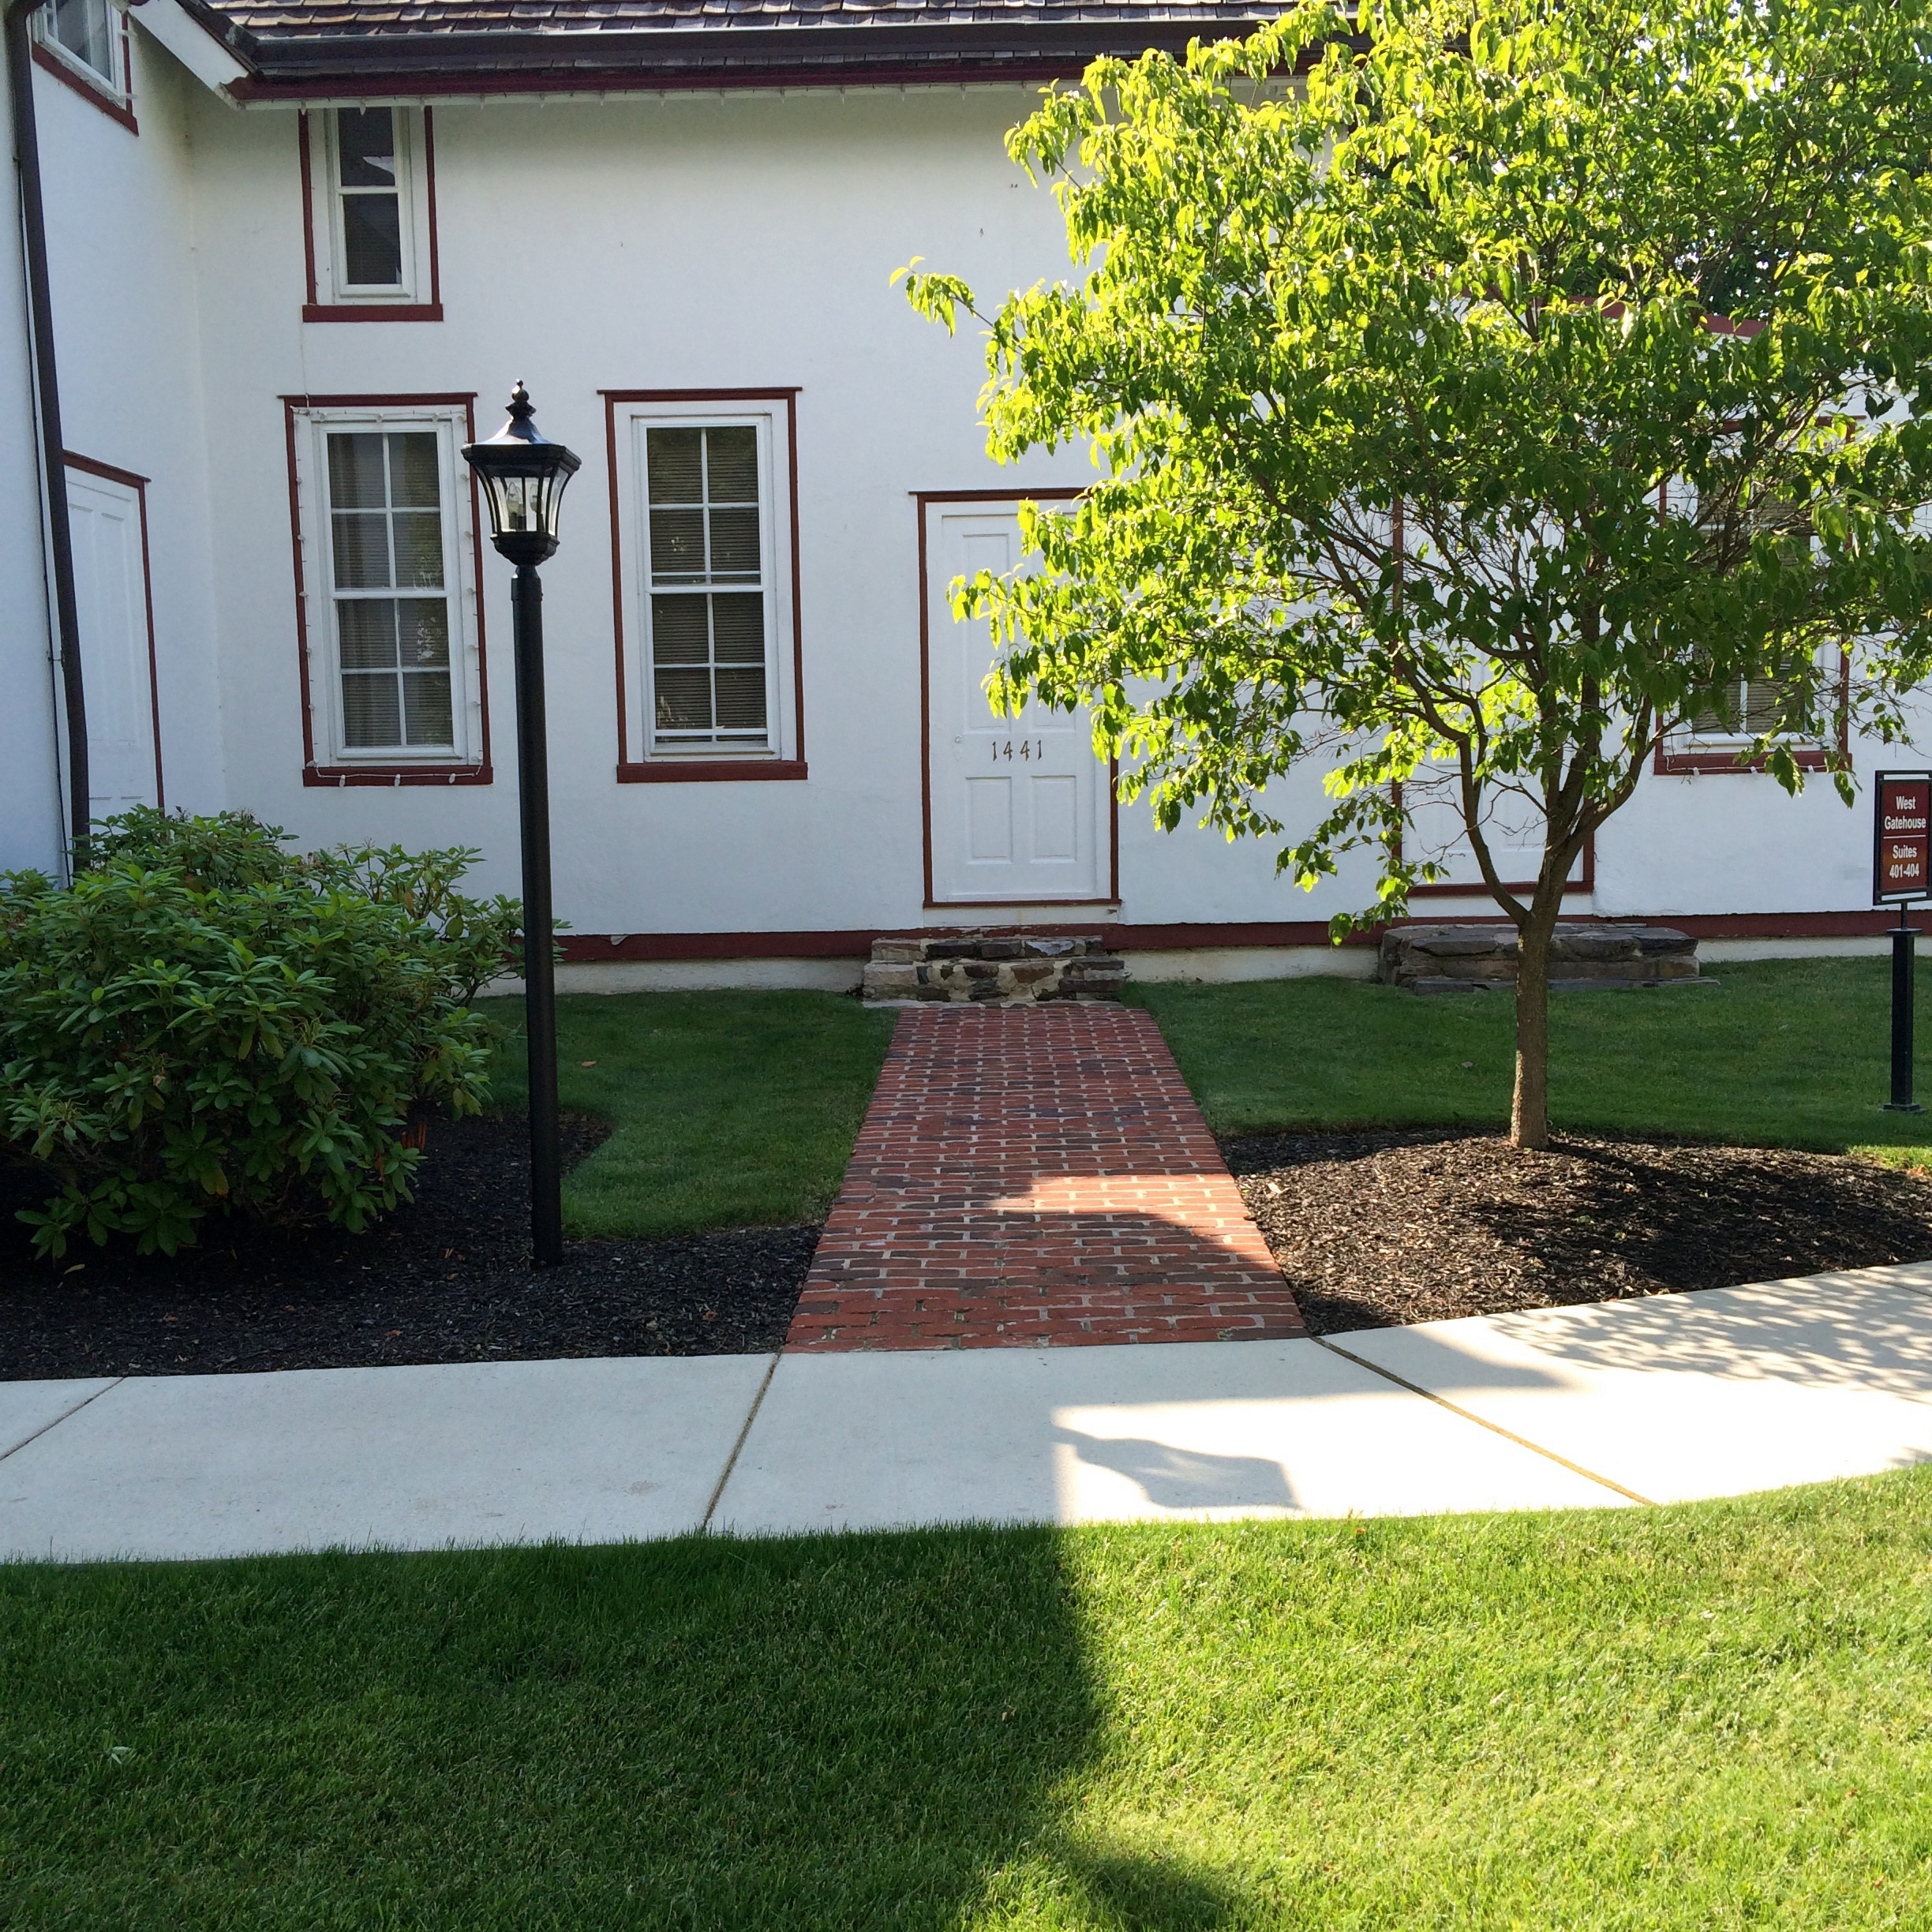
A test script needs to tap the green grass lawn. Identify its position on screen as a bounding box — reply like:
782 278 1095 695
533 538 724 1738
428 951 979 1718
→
481 989 893 1240
1133 956 1932 1157
4 1470 1930 1928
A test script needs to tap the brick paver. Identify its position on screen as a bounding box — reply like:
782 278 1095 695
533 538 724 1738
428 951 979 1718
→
786 1004 1303 1350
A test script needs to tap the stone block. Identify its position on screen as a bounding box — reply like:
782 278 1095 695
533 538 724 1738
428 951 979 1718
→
860 964 920 1000
1378 922 1698 994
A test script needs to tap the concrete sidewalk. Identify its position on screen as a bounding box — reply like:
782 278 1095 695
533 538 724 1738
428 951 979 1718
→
6 1260 1932 1562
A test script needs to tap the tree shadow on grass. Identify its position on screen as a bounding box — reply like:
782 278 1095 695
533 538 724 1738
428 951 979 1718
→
0 1526 1244 1932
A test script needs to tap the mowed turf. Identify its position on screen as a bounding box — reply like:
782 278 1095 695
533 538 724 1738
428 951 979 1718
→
481 989 893 1240
5 1470 1931 1929
1133 956 1932 1157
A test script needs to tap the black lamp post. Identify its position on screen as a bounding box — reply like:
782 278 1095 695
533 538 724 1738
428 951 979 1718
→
462 384 582 1267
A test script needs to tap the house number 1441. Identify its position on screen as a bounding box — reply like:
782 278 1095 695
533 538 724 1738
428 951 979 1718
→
993 739 1044 762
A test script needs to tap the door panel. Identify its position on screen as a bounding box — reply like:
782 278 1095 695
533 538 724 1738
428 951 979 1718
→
66 466 160 822
926 507 1109 904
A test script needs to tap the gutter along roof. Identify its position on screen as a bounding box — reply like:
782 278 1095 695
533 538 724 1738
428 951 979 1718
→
176 0 1315 97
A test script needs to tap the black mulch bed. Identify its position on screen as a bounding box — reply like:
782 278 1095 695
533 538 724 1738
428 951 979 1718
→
0 1114 817 1379
1224 1129 1932 1335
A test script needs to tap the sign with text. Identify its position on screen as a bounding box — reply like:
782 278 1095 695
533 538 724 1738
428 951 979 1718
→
1874 771 1932 904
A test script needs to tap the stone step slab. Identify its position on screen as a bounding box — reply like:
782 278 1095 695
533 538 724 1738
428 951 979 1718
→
1380 923 1699 993
863 930 1127 1005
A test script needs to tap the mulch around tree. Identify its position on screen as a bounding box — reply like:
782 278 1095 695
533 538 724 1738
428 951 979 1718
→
0 1114 815 1380
1224 1129 1932 1335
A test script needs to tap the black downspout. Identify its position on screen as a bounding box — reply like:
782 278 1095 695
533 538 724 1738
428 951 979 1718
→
6 0 88 866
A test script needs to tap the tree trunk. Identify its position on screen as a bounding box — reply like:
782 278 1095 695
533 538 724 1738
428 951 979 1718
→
1511 902 1560 1151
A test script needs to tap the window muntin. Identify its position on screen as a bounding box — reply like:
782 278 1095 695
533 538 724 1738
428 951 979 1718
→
642 423 776 751
296 406 478 766
34 0 126 99
326 431 454 750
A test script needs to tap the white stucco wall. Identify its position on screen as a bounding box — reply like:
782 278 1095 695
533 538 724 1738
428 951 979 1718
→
13 59 1926 945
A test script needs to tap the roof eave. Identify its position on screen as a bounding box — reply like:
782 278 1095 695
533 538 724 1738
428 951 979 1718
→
222 17 1337 99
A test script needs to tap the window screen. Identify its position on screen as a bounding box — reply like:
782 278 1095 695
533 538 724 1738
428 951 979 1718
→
324 429 454 751
335 108 403 289
645 425 770 747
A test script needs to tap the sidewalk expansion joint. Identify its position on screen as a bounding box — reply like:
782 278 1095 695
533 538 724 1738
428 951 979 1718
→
1309 1336 1656 1507
0 1377 126 1467
702 1352 781 1530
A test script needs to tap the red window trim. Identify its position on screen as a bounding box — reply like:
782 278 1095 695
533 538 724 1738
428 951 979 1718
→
604 388 808 784
913 486 1121 909
31 35 136 135
298 107 444 325
1652 744 1831 776
62 450 163 808
281 391 492 788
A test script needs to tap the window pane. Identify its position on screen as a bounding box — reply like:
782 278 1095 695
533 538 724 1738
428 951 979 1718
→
1743 677 1792 733
651 594 709 665
391 511 445 590
712 593 766 665
397 600 450 668
650 507 705 579
388 433 441 509
332 512 391 590
337 601 398 670
336 108 397 189
46 0 113 82
708 507 762 579
706 427 758 504
327 432 387 510
342 672 401 747
343 193 403 287
647 428 702 506
654 668 712 732
402 672 454 747
714 668 768 733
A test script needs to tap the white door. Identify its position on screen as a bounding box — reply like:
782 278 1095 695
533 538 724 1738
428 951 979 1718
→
66 466 160 821
926 506 1109 904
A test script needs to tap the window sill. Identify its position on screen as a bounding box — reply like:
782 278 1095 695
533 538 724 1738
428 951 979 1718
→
305 762 491 788
1654 746 1829 776
31 43 135 133
617 759 807 784
302 303 444 324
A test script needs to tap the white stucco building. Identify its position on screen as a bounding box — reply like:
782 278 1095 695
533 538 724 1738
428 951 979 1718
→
0 0 1917 985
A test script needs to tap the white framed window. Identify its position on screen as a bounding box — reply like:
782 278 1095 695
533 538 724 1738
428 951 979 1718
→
32 0 130 105
612 396 798 765
304 107 436 310
290 403 482 769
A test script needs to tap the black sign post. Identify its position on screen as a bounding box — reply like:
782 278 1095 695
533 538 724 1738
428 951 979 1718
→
1874 771 1932 1113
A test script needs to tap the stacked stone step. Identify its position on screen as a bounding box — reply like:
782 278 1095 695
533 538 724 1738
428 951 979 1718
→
1379 923 1700 994
862 931 1128 1005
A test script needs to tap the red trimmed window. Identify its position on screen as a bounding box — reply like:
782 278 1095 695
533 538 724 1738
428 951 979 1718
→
287 400 489 784
301 108 443 322
607 391 805 781
32 0 135 130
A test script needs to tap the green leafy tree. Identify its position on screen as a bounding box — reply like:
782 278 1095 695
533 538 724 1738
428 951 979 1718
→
901 0 1932 1147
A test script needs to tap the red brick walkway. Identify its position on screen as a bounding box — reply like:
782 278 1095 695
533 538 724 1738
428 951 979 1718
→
785 1004 1303 1350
